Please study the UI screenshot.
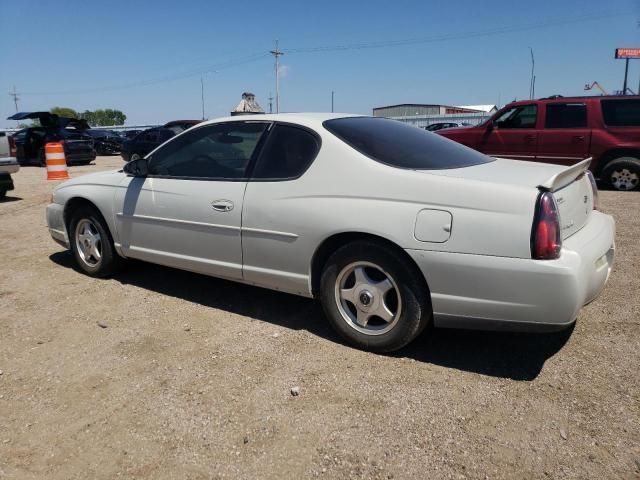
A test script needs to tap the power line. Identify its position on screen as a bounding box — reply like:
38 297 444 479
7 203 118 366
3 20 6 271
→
16 10 624 97
21 53 270 96
287 11 623 54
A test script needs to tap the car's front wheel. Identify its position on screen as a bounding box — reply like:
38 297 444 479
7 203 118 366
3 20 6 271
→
69 206 122 277
319 240 431 352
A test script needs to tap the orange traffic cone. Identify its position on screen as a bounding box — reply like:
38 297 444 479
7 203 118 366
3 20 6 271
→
45 142 70 180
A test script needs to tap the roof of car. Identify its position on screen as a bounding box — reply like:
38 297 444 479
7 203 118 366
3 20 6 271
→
198 113 362 129
506 95 640 107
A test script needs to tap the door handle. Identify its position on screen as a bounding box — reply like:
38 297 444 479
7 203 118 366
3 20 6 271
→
211 200 234 212
524 134 536 142
572 135 585 142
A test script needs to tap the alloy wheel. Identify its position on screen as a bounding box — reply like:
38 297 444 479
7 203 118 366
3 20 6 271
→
75 219 103 267
335 261 402 335
611 168 639 191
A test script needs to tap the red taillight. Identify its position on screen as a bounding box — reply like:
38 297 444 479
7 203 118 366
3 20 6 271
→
531 191 562 260
8 136 16 157
586 171 598 210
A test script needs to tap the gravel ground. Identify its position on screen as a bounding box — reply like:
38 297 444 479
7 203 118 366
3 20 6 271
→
0 157 638 480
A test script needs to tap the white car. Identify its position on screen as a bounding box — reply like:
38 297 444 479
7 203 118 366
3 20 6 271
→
46 114 615 352
0 131 19 198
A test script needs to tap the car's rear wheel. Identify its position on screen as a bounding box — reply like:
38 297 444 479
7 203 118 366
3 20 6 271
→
69 206 122 278
319 240 431 352
0 189 6 199
602 157 640 191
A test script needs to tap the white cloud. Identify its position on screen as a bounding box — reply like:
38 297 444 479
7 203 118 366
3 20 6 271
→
278 64 291 78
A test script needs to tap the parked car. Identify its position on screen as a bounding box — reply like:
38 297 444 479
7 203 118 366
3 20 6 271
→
424 122 471 131
46 114 614 352
0 131 19 198
85 129 123 156
120 120 201 162
7 112 96 166
0 130 11 158
437 95 640 191
121 130 142 139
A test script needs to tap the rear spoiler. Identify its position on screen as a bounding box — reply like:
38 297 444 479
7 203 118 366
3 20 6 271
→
537 157 592 192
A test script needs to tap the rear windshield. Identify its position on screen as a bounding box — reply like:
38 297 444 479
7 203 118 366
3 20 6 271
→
323 117 492 170
601 99 640 126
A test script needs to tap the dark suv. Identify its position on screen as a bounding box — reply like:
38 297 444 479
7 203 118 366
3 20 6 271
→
85 129 123 155
121 120 201 162
438 96 640 191
7 112 96 166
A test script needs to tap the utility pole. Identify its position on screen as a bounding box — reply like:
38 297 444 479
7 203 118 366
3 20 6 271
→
268 93 273 114
623 58 629 95
269 40 284 113
331 91 334 112
529 48 535 100
200 76 205 120
8 85 19 112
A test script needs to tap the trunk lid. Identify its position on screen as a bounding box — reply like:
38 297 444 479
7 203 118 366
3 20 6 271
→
7 111 59 128
426 157 594 239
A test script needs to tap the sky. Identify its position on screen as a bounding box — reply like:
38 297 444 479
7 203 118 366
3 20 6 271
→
0 0 639 127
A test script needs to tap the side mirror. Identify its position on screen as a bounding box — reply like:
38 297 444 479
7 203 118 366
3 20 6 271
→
123 157 149 177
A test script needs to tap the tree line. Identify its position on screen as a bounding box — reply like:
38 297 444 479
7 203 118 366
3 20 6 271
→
50 107 127 126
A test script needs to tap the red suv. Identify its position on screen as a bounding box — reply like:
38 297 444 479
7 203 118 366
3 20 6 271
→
438 96 640 191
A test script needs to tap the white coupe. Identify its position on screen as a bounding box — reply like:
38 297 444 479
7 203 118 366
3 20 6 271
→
46 114 615 352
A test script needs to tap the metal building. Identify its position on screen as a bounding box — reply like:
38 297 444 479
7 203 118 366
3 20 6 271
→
372 103 497 128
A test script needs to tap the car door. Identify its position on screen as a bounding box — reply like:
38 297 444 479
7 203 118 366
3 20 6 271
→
241 123 322 295
114 121 269 280
478 104 538 160
536 102 591 165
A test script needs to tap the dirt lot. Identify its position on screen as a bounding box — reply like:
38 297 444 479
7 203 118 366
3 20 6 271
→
0 156 638 479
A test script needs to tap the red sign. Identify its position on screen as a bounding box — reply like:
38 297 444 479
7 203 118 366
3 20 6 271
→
615 48 640 59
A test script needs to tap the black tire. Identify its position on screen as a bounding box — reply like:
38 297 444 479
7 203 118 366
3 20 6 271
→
601 157 640 191
319 240 432 352
68 206 123 278
0 189 6 199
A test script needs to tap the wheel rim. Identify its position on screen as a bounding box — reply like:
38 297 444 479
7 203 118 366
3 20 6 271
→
611 168 639 191
335 261 402 336
75 219 103 267
130 153 141 161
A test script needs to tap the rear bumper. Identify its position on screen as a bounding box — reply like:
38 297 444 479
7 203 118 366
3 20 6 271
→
0 157 20 175
46 203 69 248
406 211 615 331
65 150 96 164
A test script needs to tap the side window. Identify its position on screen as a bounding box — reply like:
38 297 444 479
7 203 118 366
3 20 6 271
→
545 103 587 128
143 130 159 142
251 124 320 180
148 122 268 179
601 99 640 126
158 129 175 142
494 105 537 128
